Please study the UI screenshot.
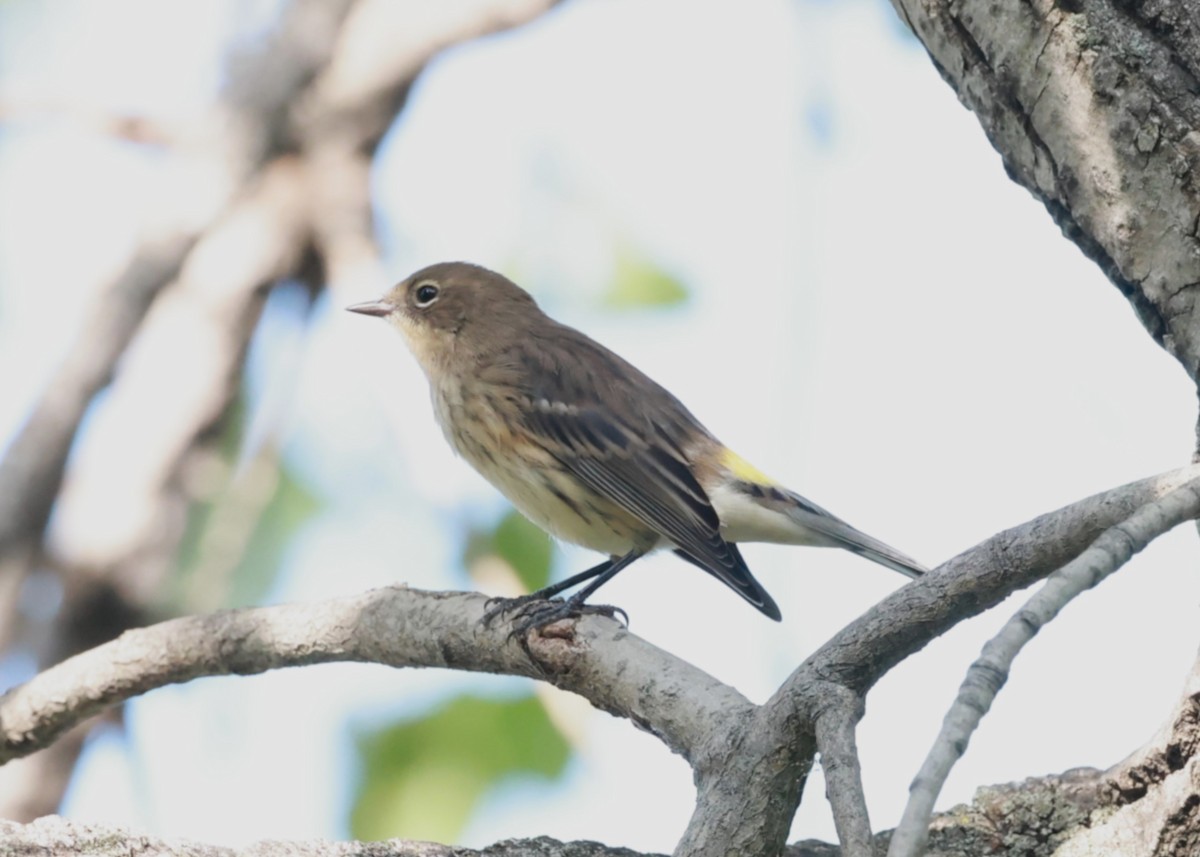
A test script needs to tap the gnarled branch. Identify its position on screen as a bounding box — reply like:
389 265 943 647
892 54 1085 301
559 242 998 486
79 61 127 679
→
0 587 748 768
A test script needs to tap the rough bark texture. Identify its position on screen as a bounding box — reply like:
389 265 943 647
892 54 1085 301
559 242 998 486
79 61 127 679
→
0 587 750 770
0 774 1136 857
889 481 1200 855
890 0 1200 384
0 470 1195 856
0 819 658 857
877 0 1200 852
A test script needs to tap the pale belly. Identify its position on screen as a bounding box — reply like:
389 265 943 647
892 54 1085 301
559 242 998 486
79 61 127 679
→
431 382 654 556
475 452 647 555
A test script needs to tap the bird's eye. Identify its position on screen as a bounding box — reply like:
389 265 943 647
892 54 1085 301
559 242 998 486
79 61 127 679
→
414 282 440 307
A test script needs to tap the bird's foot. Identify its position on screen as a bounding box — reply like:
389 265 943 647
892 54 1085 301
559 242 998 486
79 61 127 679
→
480 593 546 628
510 599 628 638
482 594 628 639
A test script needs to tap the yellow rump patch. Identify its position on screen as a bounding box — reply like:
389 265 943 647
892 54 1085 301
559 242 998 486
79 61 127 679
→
720 448 777 486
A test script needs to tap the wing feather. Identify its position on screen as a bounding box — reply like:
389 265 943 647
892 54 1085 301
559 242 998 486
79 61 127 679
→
524 397 780 619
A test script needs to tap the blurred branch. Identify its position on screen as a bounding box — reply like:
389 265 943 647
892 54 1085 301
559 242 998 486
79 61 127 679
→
0 230 187 665
295 0 563 151
0 0 355 567
48 157 311 599
888 478 1200 857
0 0 566 821
296 0 566 299
0 160 318 820
0 234 191 561
0 97 188 146
0 722 93 825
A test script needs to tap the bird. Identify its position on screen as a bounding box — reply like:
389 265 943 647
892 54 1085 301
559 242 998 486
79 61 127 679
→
348 262 926 634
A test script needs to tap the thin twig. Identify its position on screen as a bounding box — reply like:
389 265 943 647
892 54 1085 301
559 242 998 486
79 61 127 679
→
813 685 875 857
887 478 1200 857
777 463 1200 703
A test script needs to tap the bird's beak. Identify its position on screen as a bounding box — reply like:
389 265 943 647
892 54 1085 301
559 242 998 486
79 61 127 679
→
346 299 395 318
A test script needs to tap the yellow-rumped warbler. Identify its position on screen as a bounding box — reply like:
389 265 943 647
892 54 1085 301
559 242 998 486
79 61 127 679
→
349 262 926 633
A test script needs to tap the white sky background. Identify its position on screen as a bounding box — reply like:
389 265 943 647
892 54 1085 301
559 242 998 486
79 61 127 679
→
1 0 1197 851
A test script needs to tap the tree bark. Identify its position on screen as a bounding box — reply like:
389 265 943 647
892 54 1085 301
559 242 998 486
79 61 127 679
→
0 468 1195 856
890 0 1200 387
880 1 1200 853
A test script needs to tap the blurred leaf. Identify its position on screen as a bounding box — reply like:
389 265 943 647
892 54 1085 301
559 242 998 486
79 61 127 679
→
226 460 319 606
604 247 689 308
350 693 571 843
216 391 249 459
172 444 320 611
463 508 553 592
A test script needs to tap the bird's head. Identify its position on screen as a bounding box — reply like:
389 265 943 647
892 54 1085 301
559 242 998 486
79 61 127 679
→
347 262 539 374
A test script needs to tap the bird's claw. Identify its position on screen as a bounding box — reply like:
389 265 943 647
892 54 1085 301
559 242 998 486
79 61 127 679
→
481 593 546 628
481 595 628 639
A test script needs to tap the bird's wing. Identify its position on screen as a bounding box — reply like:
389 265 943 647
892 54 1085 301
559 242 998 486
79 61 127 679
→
523 392 781 620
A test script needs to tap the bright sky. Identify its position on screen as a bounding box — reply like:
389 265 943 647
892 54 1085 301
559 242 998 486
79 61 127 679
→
1 0 1196 852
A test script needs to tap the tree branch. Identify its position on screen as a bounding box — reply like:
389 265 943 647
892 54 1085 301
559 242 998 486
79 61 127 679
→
781 463 1200 701
888 477 1200 857
0 817 661 857
813 685 874 857
889 0 1200 384
1107 645 1200 804
728 464 1200 854
0 769 1120 856
4 467 1197 855
0 587 750 768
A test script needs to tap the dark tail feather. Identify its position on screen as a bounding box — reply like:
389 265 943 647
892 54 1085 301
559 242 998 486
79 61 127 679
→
839 538 927 579
673 546 782 621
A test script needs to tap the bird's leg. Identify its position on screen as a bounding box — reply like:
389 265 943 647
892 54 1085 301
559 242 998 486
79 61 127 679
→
504 549 645 637
481 557 614 627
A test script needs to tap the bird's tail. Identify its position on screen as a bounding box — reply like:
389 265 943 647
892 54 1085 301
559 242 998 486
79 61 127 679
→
715 448 927 579
778 487 927 578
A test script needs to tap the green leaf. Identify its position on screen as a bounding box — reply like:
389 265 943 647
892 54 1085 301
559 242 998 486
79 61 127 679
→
171 450 320 612
350 693 572 843
226 461 320 606
604 248 689 308
463 509 554 592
